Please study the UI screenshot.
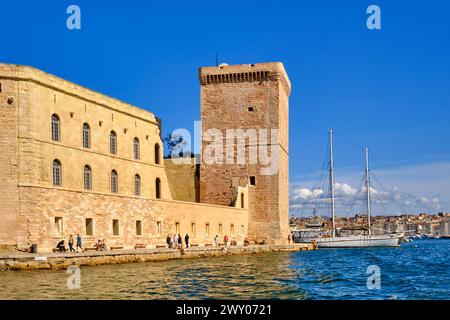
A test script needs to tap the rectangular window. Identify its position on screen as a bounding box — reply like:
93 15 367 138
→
230 224 235 235
113 219 119 236
85 218 93 236
175 222 180 234
219 223 223 236
191 222 196 236
54 217 63 236
250 176 256 186
205 223 210 237
157 221 162 236
136 220 142 236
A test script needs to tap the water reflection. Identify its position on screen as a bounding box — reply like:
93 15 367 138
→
0 252 304 300
0 240 448 300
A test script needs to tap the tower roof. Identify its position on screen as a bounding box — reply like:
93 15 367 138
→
198 62 291 95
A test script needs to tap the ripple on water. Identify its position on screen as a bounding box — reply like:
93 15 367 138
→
0 240 448 299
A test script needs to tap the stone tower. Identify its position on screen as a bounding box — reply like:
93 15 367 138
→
198 62 291 244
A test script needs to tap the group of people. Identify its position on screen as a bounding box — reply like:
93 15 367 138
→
56 232 242 253
165 234 237 249
166 234 190 249
56 235 109 253
214 234 236 247
95 239 108 251
56 234 84 253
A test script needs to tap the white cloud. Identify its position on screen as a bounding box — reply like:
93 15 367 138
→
292 188 323 201
334 182 358 196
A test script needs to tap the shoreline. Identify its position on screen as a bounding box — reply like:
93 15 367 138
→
0 244 315 271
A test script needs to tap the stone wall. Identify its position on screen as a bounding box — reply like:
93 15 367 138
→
198 63 291 244
0 64 249 253
164 157 199 202
19 186 248 252
0 67 20 250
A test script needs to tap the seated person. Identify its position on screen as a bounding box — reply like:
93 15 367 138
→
56 240 66 252
100 239 108 251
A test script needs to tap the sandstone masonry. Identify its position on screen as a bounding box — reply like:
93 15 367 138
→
0 61 291 253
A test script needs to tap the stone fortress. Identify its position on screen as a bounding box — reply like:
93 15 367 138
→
0 62 291 253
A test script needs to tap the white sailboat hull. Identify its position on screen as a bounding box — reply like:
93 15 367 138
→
299 234 400 248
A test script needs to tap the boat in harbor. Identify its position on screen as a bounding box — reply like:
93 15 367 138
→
295 129 400 248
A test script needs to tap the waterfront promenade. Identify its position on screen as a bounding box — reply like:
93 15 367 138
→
0 243 315 271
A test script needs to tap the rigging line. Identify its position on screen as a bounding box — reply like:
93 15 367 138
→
298 134 330 216
403 191 436 213
370 171 402 214
367 151 399 190
371 183 389 216
297 135 328 183
333 130 365 151
313 156 328 193
310 139 330 210
345 174 366 217
370 171 407 215
368 150 415 214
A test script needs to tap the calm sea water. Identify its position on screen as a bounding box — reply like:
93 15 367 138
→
0 239 448 300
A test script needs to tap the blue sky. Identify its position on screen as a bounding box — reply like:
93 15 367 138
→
1 0 449 215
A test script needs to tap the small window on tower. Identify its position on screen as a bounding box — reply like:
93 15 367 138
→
248 106 254 112
136 220 142 236
113 219 119 236
54 217 63 236
250 176 256 186
86 218 93 236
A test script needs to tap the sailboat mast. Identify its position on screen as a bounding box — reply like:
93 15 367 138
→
329 129 336 237
365 147 372 236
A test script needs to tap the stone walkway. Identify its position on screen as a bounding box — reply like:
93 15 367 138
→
0 244 315 271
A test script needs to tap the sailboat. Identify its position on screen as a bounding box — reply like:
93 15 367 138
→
297 129 400 248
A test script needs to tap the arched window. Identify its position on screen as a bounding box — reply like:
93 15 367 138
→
134 174 141 196
51 114 60 141
241 193 245 208
82 123 90 148
154 143 160 164
110 131 117 155
155 177 161 199
133 138 140 160
83 165 92 190
111 170 118 193
52 159 62 186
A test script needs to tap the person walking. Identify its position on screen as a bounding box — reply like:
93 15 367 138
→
214 235 219 247
288 234 291 245
173 234 178 249
224 234 229 247
184 233 190 248
68 235 75 253
166 234 172 248
178 234 182 248
76 233 84 253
